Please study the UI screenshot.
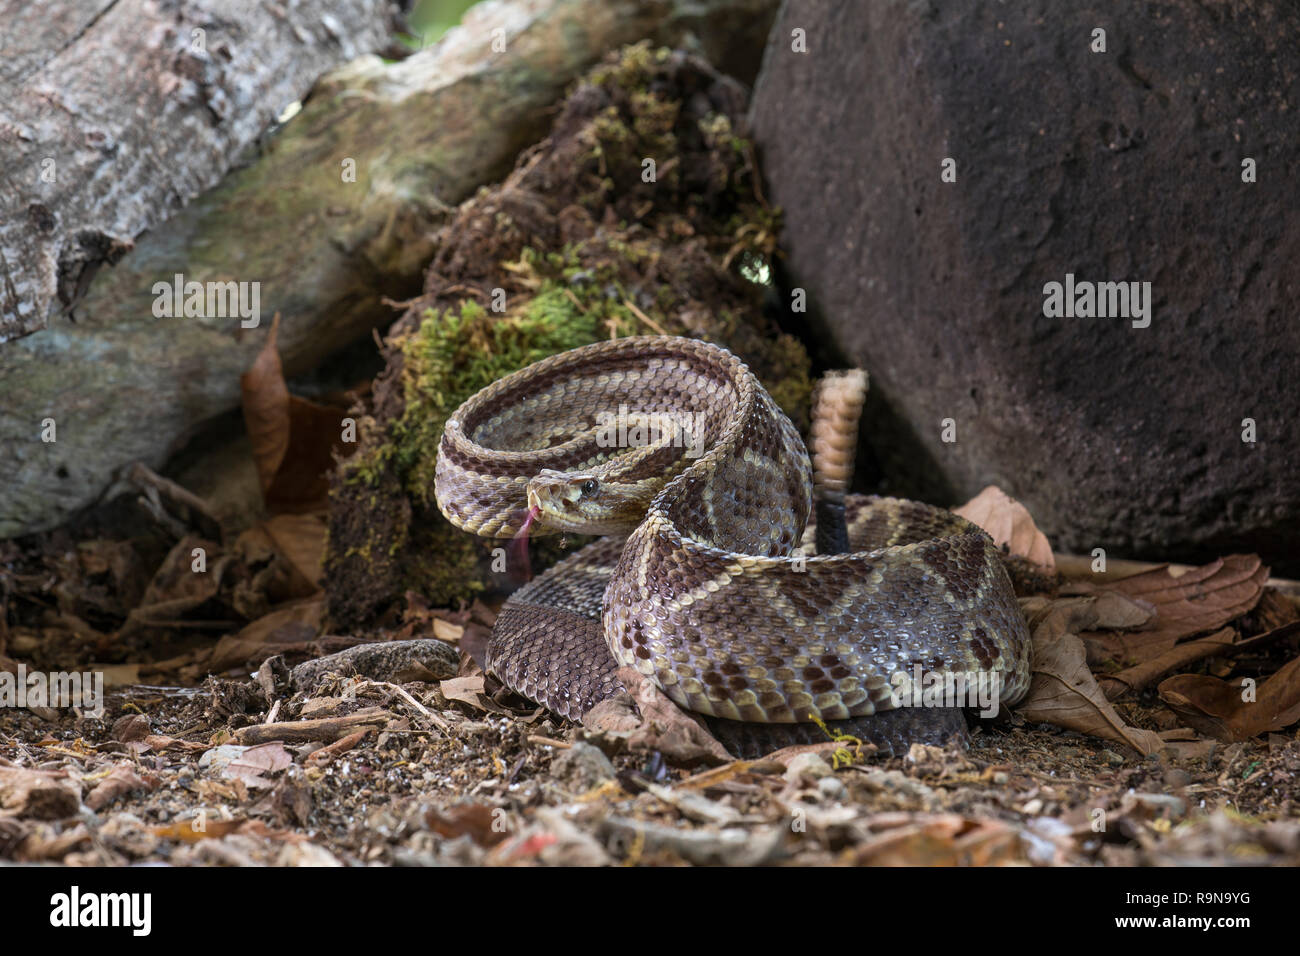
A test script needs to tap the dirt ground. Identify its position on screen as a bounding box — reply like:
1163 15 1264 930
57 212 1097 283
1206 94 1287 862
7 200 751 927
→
2 585 1297 867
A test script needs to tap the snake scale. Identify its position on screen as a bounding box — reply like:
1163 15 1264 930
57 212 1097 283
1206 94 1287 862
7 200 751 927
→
434 336 1031 757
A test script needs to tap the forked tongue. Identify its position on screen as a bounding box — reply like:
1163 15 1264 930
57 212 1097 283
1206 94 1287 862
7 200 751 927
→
508 505 540 583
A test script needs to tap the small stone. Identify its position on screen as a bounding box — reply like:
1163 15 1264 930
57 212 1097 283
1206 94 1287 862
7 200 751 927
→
1164 768 1192 789
992 771 1010 785
1102 750 1125 766
1021 798 1043 815
551 742 615 791
817 775 846 801
784 753 833 782
858 768 936 804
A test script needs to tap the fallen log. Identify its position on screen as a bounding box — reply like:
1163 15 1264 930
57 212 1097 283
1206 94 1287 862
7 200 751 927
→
0 0 402 341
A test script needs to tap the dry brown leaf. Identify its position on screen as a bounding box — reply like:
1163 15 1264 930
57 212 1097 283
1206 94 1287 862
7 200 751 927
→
260 513 328 594
241 313 291 496
266 397 348 514
610 666 732 765
425 803 509 847
207 596 324 672
394 591 470 645
110 714 150 743
0 764 81 819
1250 588 1300 631
953 485 1054 570
850 814 1026 866
222 742 294 788
439 674 513 715
123 535 230 630
152 817 245 843
97 664 141 688
1158 655 1300 742
1099 627 1237 700
1081 555 1268 668
85 762 153 811
240 313 347 514
1016 596 1164 755
1090 590 1156 630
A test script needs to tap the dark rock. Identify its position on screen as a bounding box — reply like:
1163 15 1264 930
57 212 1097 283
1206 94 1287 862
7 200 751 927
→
551 741 617 791
750 0 1300 571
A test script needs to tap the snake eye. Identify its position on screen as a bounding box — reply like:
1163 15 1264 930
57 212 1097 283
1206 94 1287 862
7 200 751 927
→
579 479 599 499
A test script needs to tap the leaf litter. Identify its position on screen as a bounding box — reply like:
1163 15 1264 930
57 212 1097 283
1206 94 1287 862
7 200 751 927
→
3 473 1300 866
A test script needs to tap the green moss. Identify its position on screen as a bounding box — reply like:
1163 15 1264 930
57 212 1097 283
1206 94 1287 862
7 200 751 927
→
334 273 631 606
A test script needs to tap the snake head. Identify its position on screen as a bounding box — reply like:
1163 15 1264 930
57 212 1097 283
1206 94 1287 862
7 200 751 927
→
526 468 642 535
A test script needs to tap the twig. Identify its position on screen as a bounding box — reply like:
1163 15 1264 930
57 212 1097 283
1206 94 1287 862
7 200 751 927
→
562 288 588 313
371 680 453 735
234 708 388 745
622 299 668 335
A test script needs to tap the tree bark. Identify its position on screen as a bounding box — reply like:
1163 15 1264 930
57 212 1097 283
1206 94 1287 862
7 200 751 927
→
0 0 403 341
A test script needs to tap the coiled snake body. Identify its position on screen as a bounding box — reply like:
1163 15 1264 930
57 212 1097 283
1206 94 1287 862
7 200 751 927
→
435 337 1031 756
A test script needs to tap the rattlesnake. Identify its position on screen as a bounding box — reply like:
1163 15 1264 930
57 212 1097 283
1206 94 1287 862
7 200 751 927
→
434 336 1031 756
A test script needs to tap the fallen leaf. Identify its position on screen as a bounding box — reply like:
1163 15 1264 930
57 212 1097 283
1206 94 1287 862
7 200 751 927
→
1015 596 1164 755
433 619 465 643
1099 627 1238 700
606 666 732 766
95 664 141 688
85 762 153 811
0 764 81 819
1158 655 1300 742
1081 555 1268 668
222 742 294 788
110 714 150 742
439 674 513 715
236 513 328 600
1090 590 1156 630
152 818 245 843
850 814 1025 866
207 596 324 672
241 314 291 495
262 512 328 592
241 314 348 514
953 485 1054 570
1247 587 1300 632
121 535 231 633
425 803 509 847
